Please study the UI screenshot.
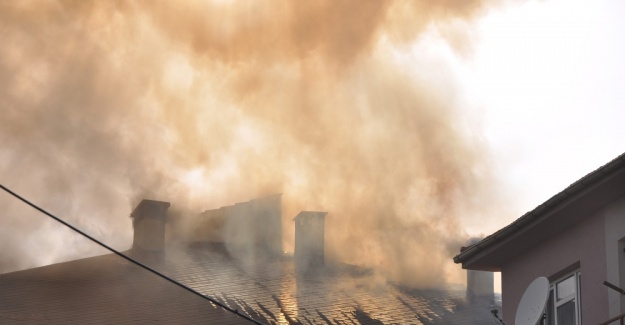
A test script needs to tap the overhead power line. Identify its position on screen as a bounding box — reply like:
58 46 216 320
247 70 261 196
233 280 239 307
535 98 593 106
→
0 183 264 325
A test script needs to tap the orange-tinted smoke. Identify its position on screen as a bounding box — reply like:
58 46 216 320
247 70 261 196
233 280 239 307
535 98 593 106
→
0 0 502 287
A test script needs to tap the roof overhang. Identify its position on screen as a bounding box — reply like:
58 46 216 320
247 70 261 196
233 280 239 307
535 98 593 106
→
454 153 625 271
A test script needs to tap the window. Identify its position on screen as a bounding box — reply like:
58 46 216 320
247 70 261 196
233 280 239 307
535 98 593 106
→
546 271 582 325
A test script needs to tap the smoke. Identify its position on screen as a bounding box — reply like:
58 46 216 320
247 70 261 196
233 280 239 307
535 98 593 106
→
0 0 504 287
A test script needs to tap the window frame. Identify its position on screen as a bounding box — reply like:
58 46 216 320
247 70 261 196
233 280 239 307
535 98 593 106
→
546 270 582 325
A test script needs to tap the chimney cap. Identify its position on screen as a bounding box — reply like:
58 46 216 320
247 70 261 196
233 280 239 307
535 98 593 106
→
130 199 171 221
293 211 327 221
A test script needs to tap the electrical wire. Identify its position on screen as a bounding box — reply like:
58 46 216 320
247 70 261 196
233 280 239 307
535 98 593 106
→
0 183 264 325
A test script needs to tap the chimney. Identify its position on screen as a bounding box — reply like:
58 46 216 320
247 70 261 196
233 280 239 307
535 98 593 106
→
222 194 283 262
464 238 494 304
467 269 494 304
251 194 282 257
131 199 170 252
293 211 326 270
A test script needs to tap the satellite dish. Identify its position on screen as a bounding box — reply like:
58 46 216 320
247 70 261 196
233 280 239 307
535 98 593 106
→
515 277 549 325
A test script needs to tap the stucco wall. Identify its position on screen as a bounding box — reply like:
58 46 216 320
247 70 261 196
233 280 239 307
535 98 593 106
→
501 208 608 324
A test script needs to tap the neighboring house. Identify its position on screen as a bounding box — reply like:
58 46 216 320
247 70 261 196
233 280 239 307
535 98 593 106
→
454 152 625 325
0 195 500 324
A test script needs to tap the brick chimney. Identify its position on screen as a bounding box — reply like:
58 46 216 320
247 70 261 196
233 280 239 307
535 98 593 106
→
131 200 170 252
293 211 326 269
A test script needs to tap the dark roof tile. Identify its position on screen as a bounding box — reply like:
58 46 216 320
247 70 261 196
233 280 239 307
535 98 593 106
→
1 242 499 324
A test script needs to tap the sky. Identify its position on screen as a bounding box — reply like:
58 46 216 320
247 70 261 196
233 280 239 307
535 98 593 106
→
453 0 625 292
462 0 625 231
1 0 624 292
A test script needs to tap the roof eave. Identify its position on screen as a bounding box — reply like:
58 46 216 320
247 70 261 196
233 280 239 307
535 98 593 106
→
455 152 625 271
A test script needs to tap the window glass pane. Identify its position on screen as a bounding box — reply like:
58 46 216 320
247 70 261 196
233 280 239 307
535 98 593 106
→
557 300 576 325
557 276 576 301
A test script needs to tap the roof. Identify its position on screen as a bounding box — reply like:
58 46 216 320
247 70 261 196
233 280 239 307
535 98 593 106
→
1 243 501 324
0 251 245 324
454 151 625 271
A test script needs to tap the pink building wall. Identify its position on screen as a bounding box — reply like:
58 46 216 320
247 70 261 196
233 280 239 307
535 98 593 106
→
501 209 608 324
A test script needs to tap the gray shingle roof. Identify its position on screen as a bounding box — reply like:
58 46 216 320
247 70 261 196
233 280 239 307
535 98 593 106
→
0 252 247 324
0 242 500 324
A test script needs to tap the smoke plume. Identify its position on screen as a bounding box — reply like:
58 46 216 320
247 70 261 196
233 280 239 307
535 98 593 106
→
0 1 502 287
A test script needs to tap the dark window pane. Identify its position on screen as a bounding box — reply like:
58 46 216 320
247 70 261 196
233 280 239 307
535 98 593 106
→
557 300 576 325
